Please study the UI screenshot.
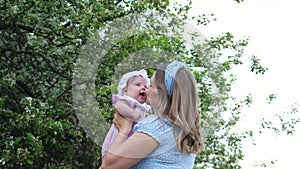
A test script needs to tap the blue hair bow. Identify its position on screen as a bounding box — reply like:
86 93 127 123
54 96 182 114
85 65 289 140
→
164 60 187 97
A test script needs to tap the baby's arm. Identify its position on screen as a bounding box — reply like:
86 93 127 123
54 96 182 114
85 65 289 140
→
114 100 141 121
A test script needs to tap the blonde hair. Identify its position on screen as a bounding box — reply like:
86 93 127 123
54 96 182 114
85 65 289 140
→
152 65 205 154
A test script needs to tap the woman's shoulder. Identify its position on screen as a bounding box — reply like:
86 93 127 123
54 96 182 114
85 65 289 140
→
138 114 168 125
134 115 172 137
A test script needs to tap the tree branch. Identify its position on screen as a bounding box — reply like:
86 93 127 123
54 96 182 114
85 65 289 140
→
114 0 123 6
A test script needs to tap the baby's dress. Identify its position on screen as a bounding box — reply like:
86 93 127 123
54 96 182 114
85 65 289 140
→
101 95 151 157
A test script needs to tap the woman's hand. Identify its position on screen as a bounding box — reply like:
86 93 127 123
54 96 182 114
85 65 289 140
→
113 110 133 136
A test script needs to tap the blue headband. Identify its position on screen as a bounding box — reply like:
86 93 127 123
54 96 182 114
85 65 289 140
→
164 60 187 97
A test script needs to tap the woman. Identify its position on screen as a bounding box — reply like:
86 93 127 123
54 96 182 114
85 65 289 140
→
100 60 205 169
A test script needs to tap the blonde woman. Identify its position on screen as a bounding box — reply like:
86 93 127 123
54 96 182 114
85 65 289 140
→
100 61 205 169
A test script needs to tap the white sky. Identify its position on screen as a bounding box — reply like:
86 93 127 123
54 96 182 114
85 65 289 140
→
188 0 300 168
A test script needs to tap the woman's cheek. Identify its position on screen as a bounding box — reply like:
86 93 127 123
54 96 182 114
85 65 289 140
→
148 89 160 107
146 95 151 105
146 89 152 105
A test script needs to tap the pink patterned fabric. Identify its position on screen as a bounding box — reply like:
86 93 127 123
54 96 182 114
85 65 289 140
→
101 95 150 158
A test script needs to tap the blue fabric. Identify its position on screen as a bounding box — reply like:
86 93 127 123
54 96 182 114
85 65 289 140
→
164 60 187 97
130 115 196 169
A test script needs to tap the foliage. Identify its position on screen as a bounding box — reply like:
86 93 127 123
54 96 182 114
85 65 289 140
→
1 0 170 168
1 0 298 169
260 103 300 136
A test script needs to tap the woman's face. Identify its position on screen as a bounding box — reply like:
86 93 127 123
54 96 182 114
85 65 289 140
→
146 72 157 105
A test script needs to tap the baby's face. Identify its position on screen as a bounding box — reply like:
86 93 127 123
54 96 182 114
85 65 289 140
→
125 76 147 103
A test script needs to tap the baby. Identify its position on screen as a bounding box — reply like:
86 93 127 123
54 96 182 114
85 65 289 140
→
101 69 151 157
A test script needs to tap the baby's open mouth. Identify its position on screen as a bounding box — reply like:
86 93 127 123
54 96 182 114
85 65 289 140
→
139 91 145 96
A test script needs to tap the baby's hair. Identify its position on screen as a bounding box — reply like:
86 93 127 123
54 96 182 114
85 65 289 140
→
117 69 150 96
122 75 139 93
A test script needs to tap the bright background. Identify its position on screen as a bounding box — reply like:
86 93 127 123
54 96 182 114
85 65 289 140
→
189 0 300 168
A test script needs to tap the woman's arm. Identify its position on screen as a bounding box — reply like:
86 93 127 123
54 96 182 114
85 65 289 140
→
101 132 158 169
100 112 159 169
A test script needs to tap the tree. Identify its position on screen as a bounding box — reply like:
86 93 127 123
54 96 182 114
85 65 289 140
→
1 0 298 168
1 0 171 168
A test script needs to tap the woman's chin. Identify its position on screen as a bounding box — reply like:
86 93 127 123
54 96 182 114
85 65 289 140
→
146 98 151 105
